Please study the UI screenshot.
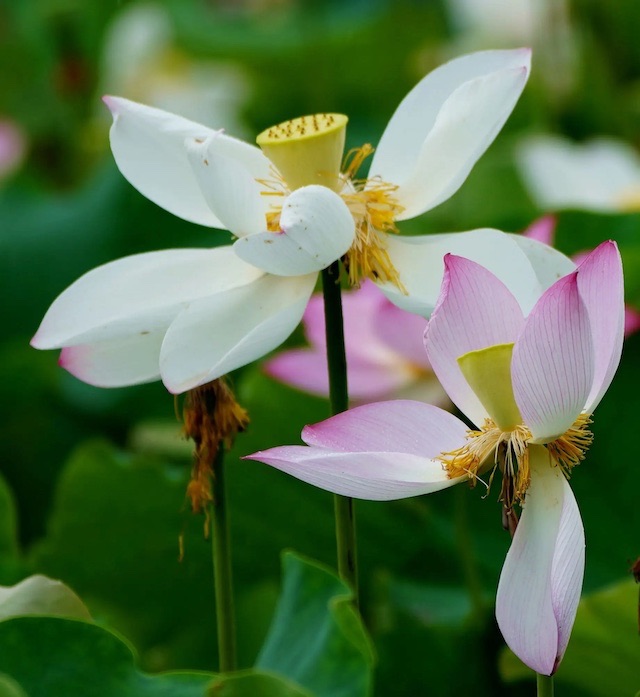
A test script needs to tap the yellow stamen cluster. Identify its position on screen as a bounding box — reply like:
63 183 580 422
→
182 378 249 517
438 414 593 507
340 144 405 288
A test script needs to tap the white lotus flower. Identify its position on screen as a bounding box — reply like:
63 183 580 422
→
518 134 640 213
32 48 572 394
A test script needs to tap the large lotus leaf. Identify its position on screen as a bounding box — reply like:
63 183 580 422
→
0 575 90 621
257 552 374 697
0 617 213 697
206 671 311 697
499 579 640 696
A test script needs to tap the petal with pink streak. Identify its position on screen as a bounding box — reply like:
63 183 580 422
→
512 272 594 442
302 400 468 457
246 446 463 500
60 332 163 388
425 254 524 426
496 446 584 675
576 241 624 413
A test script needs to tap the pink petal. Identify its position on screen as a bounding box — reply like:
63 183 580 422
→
374 297 431 368
245 446 462 500
425 254 524 426
266 350 414 401
575 241 624 413
521 215 557 246
302 400 469 457
512 272 594 442
496 446 584 675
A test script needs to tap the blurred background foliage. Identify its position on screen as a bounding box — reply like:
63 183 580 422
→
0 0 639 695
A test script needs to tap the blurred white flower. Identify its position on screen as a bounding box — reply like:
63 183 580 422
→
518 135 640 213
100 3 250 136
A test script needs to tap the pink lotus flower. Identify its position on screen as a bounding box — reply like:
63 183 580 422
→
248 241 624 675
523 215 640 335
265 281 449 406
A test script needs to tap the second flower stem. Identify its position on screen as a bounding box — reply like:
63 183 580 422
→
537 674 554 697
321 261 359 604
210 447 237 672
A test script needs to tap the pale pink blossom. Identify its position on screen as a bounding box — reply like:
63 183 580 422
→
248 241 624 675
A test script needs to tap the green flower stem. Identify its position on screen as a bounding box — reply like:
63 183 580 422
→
210 447 237 672
537 673 554 697
321 261 359 605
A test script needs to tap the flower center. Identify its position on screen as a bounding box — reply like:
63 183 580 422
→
256 113 348 192
437 343 593 507
256 116 404 289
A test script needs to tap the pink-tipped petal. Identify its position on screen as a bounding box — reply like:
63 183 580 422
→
159 272 316 393
302 400 468 457
496 446 584 675
104 97 270 227
233 186 355 276
512 273 594 442
246 446 463 500
425 254 524 426
575 241 625 413
522 216 557 246
59 332 163 388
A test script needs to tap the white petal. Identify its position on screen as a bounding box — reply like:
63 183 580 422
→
104 96 270 227
517 135 640 212
33 248 263 348
59 332 163 388
378 229 543 318
370 48 530 215
247 446 462 501
509 233 576 291
233 186 355 276
185 134 269 237
160 273 316 393
496 446 584 675
32 247 263 348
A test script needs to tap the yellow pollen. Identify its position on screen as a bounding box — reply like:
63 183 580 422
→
339 144 405 289
438 413 593 507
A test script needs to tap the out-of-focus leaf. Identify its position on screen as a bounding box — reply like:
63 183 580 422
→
257 552 374 697
0 474 17 560
0 575 91 621
206 671 312 697
0 673 28 697
499 579 640 697
0 617 213 697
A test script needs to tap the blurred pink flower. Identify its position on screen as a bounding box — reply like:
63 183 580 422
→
0 120 26 181
266 281 449 406
522 216 640 336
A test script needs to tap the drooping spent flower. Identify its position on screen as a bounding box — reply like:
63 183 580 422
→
32 49 573 393
266 280 449 406
247 241 624 675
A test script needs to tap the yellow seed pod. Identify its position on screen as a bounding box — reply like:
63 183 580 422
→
257 113 348 192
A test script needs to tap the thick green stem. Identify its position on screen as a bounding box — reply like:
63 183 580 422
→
210 447 237 672
537 673 554 697
321 262 359 603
